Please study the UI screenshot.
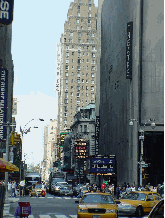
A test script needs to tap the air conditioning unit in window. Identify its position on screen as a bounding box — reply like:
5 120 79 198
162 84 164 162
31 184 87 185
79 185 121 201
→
65 89 68 92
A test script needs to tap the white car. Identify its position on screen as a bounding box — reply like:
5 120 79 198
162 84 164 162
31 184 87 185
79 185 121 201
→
54 182 68 195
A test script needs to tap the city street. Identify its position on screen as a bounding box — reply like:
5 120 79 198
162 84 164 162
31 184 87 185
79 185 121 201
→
3 193 147 218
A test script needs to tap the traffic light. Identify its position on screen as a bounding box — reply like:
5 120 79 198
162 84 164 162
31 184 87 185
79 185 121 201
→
9 132 21 146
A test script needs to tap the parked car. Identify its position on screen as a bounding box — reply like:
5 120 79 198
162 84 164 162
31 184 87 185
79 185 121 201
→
76 192 118 218
58 185 73 197
116 191 161 217
147 199 164 218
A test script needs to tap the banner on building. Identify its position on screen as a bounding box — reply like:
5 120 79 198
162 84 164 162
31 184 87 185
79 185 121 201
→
0 0 14 25
90 155 116 175
95 116 100 155
126 21 133 79
0 69 8 139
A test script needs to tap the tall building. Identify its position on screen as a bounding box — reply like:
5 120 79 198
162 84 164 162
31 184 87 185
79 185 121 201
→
42 119 58 181
99 0 164 187
56 0 98 135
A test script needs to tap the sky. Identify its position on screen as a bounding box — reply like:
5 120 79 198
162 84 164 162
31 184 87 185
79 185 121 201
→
12 0 98 166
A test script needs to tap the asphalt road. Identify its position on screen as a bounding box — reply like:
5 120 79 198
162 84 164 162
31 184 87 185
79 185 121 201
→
9 193 78 217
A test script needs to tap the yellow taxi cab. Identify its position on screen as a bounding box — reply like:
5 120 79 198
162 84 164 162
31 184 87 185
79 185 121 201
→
76 192 118 218
116 191 161 217
29 184 46 197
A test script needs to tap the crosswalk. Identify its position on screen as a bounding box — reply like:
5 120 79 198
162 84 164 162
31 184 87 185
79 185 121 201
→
3 214 77 218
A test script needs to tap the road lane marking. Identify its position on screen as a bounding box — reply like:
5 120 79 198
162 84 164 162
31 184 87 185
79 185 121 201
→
55 215 68 218
47 196 54 198
28 216 35 218
39 215 51 218
69 215 77 218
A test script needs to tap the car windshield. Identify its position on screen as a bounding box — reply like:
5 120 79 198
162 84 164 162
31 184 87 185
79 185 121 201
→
35 184 42 189
121 193 146 201
81 194 115 204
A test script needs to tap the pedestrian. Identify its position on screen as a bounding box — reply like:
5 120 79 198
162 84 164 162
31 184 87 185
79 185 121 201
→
101 182 106 192
116 185 120 199
19 180 25 197
8 181 12 197
11 181 16 197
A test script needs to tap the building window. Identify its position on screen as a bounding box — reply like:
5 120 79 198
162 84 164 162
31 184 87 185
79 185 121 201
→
64 99 68 104
88 26 91 30
77 13 80 17
78 39 81 43
82 79 84 83
81 26 83 30
91 72 95 77
66 45 69 49
77 5 80 11
77 93 80 97
71 86 73 89
66 59 69 64
86 79 88 83
72 59 74 63
65 72 68 77
77 73 80 77
88 13 91 17
77 66 80 71
64 106 68 112
77 86 80 91
69 38 72 43
78 0 81 3
65 79 68 84
76 19 80 24
64 113 67 117
91 80 94 84
77 79 80 83
84 125 87 132
77 59 81 64
72 66 74 69
86 93 88 97
89 6 91 11
91 59 95 64
87 59 89 63
86 86 88 90
87 46 89 50
71 92 73 96
78 52 81 57
78 45 81 50
66 52 69 58
82 86 84 90
92 53 95 58
92 46 95 50
91 93 94 98
70 32 73 36
91 86 94 91
88 19 91 24
91 66 95 71
72 45 74 48
65 65 69 70
72 72 74 75
71 79 73 83
76 25 79 30
78 32 81 37
72 51 74 55
70 99 72 103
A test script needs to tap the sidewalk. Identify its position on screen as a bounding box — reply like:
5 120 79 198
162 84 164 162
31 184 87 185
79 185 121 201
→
3 197 20 217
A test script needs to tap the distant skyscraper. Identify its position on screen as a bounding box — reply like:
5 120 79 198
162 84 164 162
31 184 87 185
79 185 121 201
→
56 0 98 135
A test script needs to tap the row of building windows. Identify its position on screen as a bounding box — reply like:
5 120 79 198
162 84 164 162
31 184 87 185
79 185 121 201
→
65 79 95 84
66 38 95 43
65 58 96 64
64 99 95 104
64 92 95 99
65 65 96 71
68 32 95 37
77 12 92 17
66 52 96 59
65 72 95 77
77 5 91 12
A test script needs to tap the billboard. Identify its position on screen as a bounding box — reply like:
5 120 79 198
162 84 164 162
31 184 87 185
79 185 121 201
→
90 155 116 174
0 0 14 25
0 69 8 139
126 21 133 79
75 138 87 159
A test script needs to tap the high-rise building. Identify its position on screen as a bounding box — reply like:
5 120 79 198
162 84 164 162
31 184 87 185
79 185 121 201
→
56 0 98 135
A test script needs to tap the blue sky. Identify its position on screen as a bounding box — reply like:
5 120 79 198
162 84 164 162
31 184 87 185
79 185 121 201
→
12 0 98 165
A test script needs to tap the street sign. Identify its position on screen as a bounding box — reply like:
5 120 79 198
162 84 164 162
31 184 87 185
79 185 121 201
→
0 0 14 25
143 164 148 167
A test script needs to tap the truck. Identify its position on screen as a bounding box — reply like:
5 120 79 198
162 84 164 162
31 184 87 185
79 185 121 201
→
48 171 66 194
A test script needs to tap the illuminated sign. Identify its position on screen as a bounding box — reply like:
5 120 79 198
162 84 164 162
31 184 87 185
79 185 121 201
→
75 139 87 158
0 0 14 25
95 116 100 155
90 155 116 174
126 21 133 79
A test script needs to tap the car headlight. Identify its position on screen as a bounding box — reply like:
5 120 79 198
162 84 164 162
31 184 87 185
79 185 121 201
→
106 209 116 213
78 208 88 213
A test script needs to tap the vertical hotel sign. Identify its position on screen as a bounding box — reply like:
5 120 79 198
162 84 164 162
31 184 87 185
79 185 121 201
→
126 22 133 79
0 0 14 25
95 116 100 155
0 69 8 139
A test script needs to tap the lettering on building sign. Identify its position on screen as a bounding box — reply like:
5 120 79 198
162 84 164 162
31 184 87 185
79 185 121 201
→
0 69 8 139
95 116 100 155
126 22 133 79
0 0 14 25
